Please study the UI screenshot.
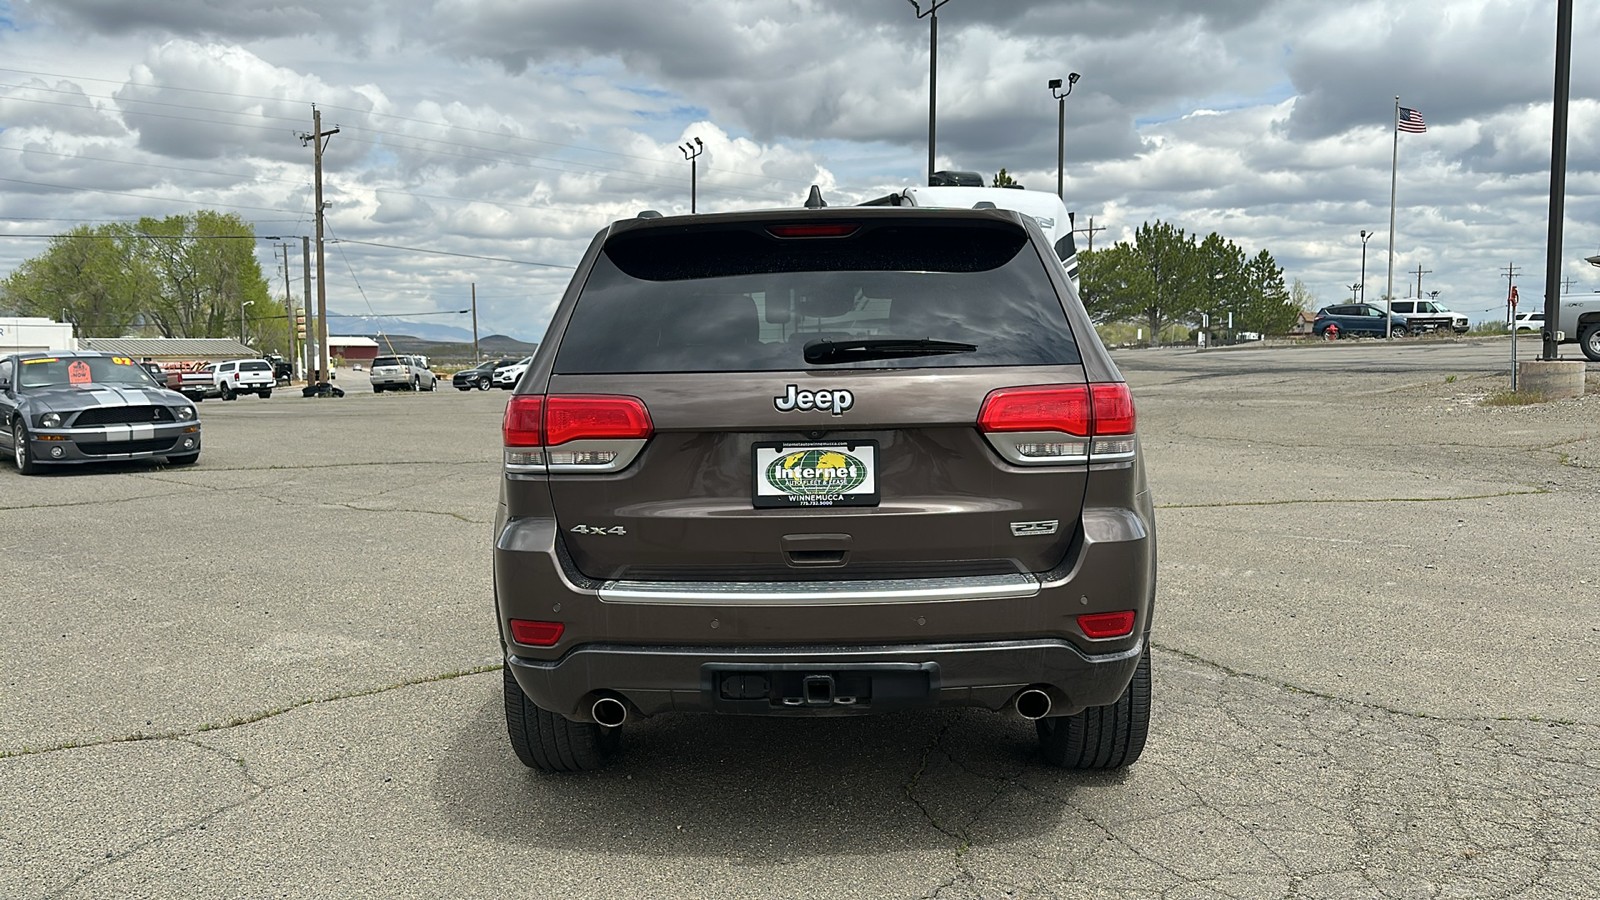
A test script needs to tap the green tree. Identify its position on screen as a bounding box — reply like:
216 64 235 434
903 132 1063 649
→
1 212 271 342
2 225 145 336
1239 249 1296 334
992 168 1018 188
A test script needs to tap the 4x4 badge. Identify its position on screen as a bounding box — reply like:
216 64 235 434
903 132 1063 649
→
774 384 854 416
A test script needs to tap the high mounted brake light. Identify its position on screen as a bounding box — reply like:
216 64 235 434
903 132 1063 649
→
977 383 1137 465
503 394 653 474
766 223 860 238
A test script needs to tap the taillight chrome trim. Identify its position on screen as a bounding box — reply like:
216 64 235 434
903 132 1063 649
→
982 430 1091 466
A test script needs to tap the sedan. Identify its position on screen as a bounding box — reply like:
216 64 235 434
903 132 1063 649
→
1313 304 1412 338
453 358 517 391
0 351 202 474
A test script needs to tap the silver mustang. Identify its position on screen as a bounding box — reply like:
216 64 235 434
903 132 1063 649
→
0 351 202 474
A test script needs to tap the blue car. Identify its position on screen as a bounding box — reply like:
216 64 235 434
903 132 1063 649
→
1313 304 1411 338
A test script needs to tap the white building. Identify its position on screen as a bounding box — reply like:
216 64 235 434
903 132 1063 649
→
0 317 76 354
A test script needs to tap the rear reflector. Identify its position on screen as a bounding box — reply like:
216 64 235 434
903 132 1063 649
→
1077 610 1136 638
766 223 860 238
510 619 564 646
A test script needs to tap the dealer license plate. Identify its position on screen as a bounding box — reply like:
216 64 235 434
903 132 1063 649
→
752 442 879 509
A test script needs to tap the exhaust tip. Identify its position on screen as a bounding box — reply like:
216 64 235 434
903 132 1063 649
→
1015 688 1053 721
591 696 628 728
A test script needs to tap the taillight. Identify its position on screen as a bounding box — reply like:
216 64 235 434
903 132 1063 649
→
503 394 653 473
977 383 1137 464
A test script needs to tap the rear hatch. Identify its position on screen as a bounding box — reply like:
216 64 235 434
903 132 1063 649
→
517 213 1106 582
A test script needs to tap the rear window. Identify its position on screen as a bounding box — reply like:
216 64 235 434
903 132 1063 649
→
372 356 402 368
553 220 1079 374
240 360 271 371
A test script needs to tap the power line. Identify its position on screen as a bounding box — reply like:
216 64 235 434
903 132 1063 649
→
0 176 306 216
329 238 576 269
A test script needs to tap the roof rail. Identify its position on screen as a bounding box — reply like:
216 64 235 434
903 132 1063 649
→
637 210 664 219
804 185 828 209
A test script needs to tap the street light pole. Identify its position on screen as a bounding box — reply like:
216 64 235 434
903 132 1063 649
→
1359 229 1373 304
1048 73 1080 202
908 0 953 184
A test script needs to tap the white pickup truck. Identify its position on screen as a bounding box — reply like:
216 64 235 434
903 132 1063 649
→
1549 293 1600 361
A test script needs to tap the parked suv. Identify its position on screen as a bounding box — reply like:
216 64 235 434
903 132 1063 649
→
492 356 532 389
369 355 438 392
1387 300 1463 333
495 201 1157 772
213 359 275 399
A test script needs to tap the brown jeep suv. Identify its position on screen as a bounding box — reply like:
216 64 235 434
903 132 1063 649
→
495 200 1156 772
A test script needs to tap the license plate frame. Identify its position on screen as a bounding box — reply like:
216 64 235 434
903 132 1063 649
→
751 441 879 509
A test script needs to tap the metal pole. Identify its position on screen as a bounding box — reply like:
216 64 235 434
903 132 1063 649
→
691 156 697 214
1384 96 1399 339
1542 0 1574 361
471 282 480 364
1359 231 1369 304
1056 93 1064 201
928 8 937 182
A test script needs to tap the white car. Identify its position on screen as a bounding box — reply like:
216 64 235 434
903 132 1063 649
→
493 356 533 389
213 358 275 400
1512 310 1544 332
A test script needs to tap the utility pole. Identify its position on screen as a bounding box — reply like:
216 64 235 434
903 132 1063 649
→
298 107 339 381
1560 276 1577 292
1348 283 1362 302
1413 263 1432 301
1072 215 1105 253
301 236 312 381
471 282 480 363
1500 261 1522 326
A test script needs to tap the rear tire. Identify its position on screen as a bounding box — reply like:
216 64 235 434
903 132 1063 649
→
1037 646 1151 769
1580 324 1600 362
220 384 235 401
503 665 618 772
260 390 272 399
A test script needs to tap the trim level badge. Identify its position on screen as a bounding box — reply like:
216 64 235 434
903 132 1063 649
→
1010 520 1059 537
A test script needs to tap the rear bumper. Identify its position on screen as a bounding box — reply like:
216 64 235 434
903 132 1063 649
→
506 636 1145 722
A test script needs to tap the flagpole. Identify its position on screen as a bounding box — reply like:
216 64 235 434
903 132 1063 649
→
1384 95 1399 339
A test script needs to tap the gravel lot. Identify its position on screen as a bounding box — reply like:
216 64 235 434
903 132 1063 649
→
3 339 1595 899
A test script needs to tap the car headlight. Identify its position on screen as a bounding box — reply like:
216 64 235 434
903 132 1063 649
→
176 405 196 421
39 412 62 428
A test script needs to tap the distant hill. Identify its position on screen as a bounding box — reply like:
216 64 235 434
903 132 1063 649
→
366 333 537 364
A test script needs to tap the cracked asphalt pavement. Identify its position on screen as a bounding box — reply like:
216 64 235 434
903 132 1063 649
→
3 341 1596 899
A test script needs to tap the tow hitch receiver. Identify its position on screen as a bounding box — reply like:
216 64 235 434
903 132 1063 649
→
706 663 937 713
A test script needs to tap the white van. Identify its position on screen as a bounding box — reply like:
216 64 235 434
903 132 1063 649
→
861 186 1081 294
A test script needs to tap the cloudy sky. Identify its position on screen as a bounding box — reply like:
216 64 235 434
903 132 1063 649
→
2 0 1597 342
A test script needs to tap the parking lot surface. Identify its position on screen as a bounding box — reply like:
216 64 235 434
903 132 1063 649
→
3 340 1596 899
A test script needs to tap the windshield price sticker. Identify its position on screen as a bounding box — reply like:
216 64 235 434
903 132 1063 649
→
752 441 879 508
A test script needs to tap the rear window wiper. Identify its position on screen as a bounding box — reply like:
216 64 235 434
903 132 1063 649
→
803 337 978 365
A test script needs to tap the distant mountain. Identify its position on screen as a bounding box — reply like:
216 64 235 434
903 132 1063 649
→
363 332 537 364
327 311 479 343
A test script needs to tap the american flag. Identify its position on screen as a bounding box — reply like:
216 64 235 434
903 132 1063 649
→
1398 107 1427 134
